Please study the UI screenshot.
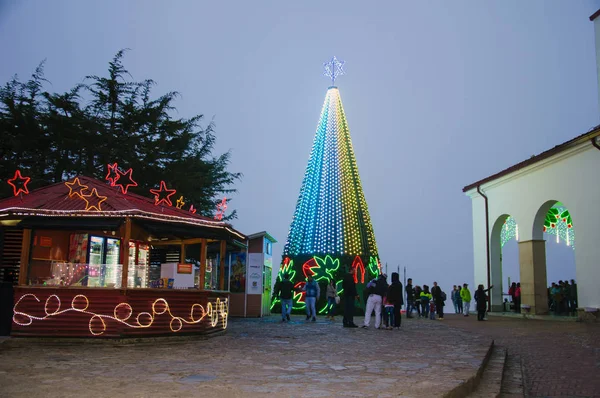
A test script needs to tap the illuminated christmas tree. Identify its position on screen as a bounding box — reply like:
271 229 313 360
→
273 57 380 313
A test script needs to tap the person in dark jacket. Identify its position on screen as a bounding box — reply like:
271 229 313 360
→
474 284 488 321
274 273 295 322
387 272 404 329
414 285 422 317
431 281 444 320
342 267 359 328
405 278 414 318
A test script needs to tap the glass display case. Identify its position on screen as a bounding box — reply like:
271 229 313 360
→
127 241 150 288
86 235 122 288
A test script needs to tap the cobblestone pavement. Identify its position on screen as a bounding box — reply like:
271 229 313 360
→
442 313 600 397
0 315 490 398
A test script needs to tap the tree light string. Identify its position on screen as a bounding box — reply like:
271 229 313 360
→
13 293 228 335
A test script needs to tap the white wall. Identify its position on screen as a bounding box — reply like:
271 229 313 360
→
594 18 600 118
466 137 600 308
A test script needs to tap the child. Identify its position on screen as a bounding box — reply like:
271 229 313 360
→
383 296 395 330
429 300 436 320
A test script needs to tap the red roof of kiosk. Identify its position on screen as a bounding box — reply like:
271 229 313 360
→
0 176 245 239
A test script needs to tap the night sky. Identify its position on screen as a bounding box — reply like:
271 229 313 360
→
1 0 597 293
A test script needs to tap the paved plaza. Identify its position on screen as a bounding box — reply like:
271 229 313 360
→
444 313 600 397
0 315 491 398
0 313 599 397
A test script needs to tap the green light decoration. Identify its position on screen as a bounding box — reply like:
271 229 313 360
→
501 203 575 249
367 256 381 278
276 257 296 283
270 255 380 314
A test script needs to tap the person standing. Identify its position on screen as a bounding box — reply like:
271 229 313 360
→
460 283 471 317
405 278 415 318
326 279 338 321
474 284 488 321
431 281 444 320
420 285 432 319
451 285 457 313
515 282 521 314
302 275 320 322
508 282 517 312
569 279 578 315
342 267 359 328
274 273 295 322
454 285 463 314
363 273 388 329
414 285 422 317
387 272 404 329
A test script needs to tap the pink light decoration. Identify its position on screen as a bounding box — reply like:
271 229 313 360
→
215 197 227 220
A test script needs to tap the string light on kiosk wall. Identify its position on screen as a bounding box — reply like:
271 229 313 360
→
13 293 229 336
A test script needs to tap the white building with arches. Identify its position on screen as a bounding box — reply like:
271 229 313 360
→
463 129 600 315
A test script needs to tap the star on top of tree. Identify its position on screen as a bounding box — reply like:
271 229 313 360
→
323 56 345 85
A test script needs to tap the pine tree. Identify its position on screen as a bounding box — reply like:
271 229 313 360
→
0 51 240 218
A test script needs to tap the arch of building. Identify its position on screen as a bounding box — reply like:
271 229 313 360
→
464 131 600 315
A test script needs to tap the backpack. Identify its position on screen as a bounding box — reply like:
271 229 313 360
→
363 280 376 300
441 291 447 301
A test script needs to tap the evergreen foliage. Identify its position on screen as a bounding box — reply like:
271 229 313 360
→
0 50 240 219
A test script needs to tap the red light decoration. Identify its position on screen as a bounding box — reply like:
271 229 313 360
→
215 197 227 220
351 256 366 284
150 181 177 207
80 188 107 211
114 168 138 194
105 163 120 186
294 281 307 304
302 257 319 278
176 196 185 209
189 204 197 214
7 170 31 197
64 177 89 198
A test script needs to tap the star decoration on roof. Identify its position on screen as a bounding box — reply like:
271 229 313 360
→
215 197 228 221
189 204 197 214
323 56 345 85
176 196 185 209
105 163 120 186
64 177 89 198
7 170 31 197
150 181 177 207
80 188 107 211
114 168 138 194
